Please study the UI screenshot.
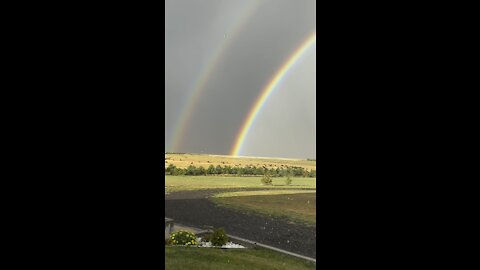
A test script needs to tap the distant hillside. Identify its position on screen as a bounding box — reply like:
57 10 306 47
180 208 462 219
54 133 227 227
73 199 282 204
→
165 153 316 171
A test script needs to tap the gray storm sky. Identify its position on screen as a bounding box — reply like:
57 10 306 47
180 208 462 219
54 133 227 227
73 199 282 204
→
165 0 316 159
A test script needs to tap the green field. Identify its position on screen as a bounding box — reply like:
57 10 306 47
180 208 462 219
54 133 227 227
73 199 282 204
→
165 175 316 193
211 191 316 226
165 247 316 270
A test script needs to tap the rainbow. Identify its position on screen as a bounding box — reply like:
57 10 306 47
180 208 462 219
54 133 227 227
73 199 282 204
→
169 2 261 152
230 32 316 156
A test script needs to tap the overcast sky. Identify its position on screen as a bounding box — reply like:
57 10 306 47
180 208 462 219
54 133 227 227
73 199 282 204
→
165 0 316 159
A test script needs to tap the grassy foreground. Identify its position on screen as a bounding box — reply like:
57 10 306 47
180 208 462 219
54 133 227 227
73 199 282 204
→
165 247 315 270
165 176 316 193
211 192 316 226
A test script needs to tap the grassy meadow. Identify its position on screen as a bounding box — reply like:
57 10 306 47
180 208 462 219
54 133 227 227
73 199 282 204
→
165 247 316 270
211 191 316 226
165 175 316 193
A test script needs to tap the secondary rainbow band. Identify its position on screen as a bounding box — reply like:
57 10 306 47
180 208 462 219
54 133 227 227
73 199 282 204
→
169 2 260 152
230 32 316 156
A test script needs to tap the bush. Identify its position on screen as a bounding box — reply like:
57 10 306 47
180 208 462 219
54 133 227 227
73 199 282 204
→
285 176 292 185
210 228 229 247
170 231 198 246
261 174 272 185
166 164 176 175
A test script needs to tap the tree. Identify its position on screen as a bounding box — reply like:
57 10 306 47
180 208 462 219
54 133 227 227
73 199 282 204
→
173 167 185 176
186 165 196 175
285 175 292 185
166 164 176 175
261 172 273 185
207 165 215 175
196 166 206 176
215 165 223 175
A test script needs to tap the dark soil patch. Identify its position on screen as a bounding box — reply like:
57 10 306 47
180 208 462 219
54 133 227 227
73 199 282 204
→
165 189 316 259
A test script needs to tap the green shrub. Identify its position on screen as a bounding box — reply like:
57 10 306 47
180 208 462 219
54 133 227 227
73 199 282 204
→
285 176 292 185
170 231 198 246
261 174 272 185
166 164 176 175
210 228 229 247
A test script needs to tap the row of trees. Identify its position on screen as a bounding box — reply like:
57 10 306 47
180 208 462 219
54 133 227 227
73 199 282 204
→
165 164 316 178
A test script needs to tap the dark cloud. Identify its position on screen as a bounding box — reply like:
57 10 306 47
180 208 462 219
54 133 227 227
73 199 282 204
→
165 0 316 158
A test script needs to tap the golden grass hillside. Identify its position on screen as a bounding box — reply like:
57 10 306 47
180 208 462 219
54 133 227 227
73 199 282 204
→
165 153 316 171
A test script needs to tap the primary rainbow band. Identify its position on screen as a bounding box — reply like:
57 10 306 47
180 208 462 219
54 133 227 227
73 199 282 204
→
169 2 261 152
230 32 316 156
